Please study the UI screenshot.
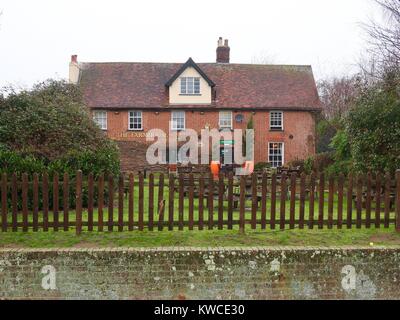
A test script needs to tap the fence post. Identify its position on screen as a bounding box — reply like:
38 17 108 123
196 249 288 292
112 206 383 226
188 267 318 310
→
396 170 400 232
75 170 82 235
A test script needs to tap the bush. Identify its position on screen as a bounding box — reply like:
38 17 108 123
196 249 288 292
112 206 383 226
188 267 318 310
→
345 85 400 173
304 157 314 174
303 152 335 174
254 162 271 171
324 160 353 177
0 80 120 177
286 158 306 172
330 130 351 162
0 80 120 209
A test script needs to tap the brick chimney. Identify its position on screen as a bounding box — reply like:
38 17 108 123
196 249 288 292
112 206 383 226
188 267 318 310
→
69 54 80 84
216 37 230 63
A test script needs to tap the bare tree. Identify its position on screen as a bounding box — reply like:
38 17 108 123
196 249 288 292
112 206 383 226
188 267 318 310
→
317 76 361 122
365 0 400 76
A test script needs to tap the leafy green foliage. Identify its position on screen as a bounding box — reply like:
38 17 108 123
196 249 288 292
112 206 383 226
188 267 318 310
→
329 130 351 162
345 86 400 173
324 160 352 176
0 80 119 209
303 152 335 174
0 80 119 177
254 162 271 171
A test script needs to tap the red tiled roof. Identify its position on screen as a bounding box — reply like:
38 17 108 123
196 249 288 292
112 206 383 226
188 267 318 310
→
79 61 321 111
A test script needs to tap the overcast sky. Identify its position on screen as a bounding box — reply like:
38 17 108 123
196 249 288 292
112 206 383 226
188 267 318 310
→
0 0 382 89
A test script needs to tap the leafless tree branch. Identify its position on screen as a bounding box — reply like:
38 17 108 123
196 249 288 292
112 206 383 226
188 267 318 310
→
364 0 400 78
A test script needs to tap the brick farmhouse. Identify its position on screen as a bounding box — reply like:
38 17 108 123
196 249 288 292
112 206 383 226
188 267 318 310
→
69 38 321 172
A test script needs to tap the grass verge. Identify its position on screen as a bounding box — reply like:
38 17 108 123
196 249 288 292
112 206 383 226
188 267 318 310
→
1 226 400 248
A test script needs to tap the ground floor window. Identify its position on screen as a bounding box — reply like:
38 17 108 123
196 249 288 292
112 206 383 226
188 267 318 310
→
268 142 284 168
93 110 107 130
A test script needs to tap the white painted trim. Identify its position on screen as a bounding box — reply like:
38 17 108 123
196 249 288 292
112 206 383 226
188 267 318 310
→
170 110 186 131
269 110 284 131
218 110 233 129
268 142 285 168
180 76 201 95
128 110 143 131
93 110 107 131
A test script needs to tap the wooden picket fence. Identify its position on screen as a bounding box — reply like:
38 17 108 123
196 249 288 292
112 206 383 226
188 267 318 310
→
0 170 400 234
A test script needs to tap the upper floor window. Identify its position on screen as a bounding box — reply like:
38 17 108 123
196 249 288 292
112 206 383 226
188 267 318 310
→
93 111 107 130
171 111 185 131
270 111 283 131
180 77 200 95
128 111 143 130
219 111 232 129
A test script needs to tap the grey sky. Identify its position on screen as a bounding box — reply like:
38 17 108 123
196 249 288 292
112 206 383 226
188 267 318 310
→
0 0 381 89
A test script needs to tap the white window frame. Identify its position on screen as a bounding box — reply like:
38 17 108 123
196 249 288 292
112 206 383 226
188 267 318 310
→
219 111 233 129
93 110 107 130
171 111 185 131
270 111 284 131
268 142 284 168
128 110 143 131
180 77 200 95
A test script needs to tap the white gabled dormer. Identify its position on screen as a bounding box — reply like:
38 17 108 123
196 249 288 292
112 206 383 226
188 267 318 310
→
166 58 215 105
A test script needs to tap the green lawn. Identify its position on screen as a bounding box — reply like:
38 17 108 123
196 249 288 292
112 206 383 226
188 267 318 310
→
1 227 400 248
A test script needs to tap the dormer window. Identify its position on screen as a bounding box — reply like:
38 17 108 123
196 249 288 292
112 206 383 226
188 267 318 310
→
180 77 200 95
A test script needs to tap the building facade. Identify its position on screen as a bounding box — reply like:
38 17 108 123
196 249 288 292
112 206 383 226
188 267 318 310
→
70 38 321 172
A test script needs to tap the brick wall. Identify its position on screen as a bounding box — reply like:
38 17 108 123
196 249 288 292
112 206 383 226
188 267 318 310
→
104 110 316 172
0 247 399 300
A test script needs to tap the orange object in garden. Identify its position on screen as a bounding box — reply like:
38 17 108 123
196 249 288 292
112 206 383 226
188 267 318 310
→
169 163 177 173
210 161 220 179
243 161 254 175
